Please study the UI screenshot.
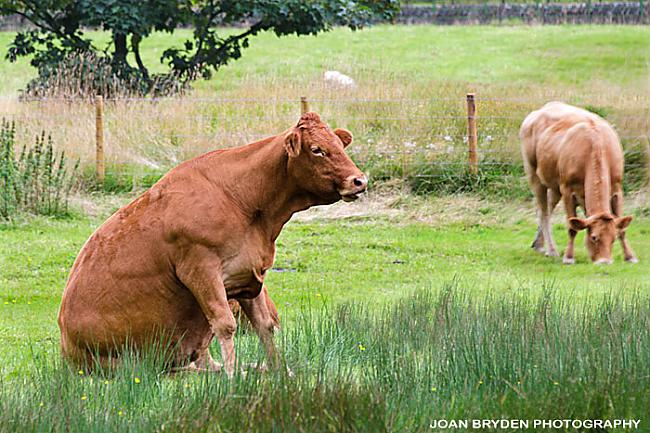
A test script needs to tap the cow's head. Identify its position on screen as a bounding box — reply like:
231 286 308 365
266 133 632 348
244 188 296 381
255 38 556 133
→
568 213 632 264
284 112 367 204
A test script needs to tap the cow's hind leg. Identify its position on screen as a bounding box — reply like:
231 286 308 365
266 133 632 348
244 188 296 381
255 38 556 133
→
561 187 578 264
525 159 545 253
531 179 558 257
182 349 223 372
531 211 545 253
611 192 638 263
529 178 545 253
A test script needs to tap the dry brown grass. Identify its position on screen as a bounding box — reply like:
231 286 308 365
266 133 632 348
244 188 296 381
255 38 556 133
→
0 76 648 186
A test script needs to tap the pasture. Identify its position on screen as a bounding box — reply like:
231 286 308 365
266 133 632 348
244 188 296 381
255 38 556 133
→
1 23 650 431
2 197 650 431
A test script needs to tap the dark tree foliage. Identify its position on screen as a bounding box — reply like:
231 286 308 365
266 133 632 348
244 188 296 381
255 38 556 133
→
0 0 399 96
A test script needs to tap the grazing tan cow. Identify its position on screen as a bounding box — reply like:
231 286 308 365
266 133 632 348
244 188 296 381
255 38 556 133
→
520 102 636 265
58 112 367 375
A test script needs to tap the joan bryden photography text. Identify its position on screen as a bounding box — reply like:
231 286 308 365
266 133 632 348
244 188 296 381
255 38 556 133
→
430 419 641 430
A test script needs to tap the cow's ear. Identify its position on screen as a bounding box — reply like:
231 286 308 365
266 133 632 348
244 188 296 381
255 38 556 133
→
334 128 353 148
616 215 633 230
284 130 301 157
568 217 588 231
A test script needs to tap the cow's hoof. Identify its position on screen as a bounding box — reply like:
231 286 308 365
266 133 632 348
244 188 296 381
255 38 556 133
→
562 256 575 265
625 256 639 264
545 251 560 258
532 246 545 254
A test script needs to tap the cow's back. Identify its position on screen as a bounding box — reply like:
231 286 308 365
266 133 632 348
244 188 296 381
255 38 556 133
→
520 102 623 189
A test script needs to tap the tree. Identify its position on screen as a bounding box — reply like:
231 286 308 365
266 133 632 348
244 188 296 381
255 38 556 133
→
0 0 399 96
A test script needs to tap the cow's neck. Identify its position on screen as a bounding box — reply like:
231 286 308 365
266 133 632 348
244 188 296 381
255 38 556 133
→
202 135 316 240
584 139 612 216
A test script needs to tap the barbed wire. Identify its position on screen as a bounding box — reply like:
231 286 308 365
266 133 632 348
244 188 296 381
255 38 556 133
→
1 95 649 104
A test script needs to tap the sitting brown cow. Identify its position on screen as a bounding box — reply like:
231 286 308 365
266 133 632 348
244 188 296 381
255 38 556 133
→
520 102 637 264
58 112 367 375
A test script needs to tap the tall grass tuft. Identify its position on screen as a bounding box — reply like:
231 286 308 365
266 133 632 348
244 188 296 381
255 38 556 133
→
0 119 79 219
1 284 648 432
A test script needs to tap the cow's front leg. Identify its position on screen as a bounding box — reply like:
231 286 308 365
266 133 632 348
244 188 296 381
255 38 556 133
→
176 247 237 377
611 192 638 263
238 286 280 370
561 187 578 264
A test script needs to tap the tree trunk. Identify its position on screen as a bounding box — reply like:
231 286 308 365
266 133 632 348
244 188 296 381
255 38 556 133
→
112 32 128 66
131 34 150 82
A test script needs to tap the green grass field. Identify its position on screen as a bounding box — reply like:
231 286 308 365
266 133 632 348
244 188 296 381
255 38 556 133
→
1 23 650 431
1 198 650 431
2 197 650 368
1 25 649 95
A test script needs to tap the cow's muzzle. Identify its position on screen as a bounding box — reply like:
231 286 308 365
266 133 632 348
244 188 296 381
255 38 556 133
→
339 175 368 202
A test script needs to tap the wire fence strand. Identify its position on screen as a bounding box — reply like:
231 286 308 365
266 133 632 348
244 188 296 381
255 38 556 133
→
1 95 648 187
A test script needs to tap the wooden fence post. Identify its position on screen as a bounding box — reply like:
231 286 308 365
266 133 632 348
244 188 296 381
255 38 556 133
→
300 96 309 115
466 93 478 175
95 95 105 185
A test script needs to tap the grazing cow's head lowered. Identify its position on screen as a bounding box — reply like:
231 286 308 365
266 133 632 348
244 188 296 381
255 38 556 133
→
284 112 367 203
569 213 633 264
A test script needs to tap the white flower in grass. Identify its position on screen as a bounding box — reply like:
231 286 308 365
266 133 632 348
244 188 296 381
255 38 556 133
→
444 135 453 142
404 141 416 149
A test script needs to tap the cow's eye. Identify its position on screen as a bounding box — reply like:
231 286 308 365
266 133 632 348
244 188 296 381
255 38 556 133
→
311 147 325 156
590 235 598 243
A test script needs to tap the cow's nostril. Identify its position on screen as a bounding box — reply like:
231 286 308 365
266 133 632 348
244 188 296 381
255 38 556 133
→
353 178 363 187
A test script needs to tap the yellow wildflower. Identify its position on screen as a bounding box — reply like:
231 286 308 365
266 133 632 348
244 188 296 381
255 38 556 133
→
134 377 141 384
